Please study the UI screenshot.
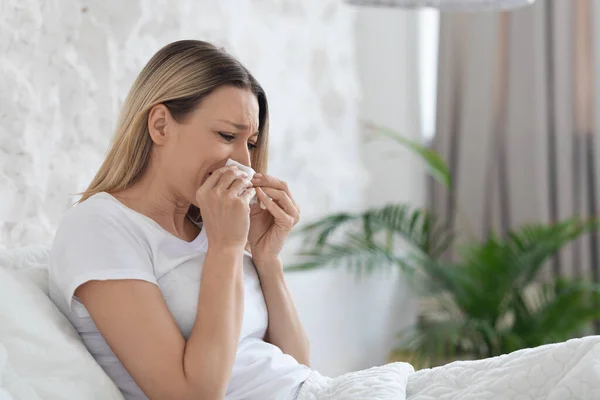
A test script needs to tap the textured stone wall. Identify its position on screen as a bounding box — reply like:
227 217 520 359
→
0 1 421 379
0 0 366 246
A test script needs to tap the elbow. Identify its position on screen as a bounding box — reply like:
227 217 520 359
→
300 353 311 368
148 383 226 400
162 382 226 400
298 356 311 368
178 360 231 400
185 387 226 400
303 335 311 366
296 338 311 367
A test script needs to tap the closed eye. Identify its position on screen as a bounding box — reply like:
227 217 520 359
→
219 132 258 151
218 132 235 142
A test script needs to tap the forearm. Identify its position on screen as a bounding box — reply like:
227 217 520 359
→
183 247 245 398
257 258 310 366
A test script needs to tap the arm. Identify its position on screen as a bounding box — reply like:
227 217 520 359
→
77 167 255 400
256 257 310 366
77 247 245 400
248 173 310 366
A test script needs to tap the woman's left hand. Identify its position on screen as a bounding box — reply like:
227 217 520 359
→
248 173 300 268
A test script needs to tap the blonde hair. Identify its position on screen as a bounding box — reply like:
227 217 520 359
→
80 40 269 208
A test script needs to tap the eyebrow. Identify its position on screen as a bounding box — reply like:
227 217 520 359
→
218 119 259 136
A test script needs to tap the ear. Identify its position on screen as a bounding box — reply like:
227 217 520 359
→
147 104 171 146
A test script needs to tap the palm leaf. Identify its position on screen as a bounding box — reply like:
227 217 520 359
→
357 204 452 256
397 313 500 363
291 205 451 275
295 212 357 249
512 280 600 347
397 319 465 365
366 123 451 190
286 232 400 275
401 217 600 363
437 218 599 326
408 236 515 326
505 217 599 289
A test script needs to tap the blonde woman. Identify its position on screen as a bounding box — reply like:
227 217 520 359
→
49 40 313 400
47 38 600 400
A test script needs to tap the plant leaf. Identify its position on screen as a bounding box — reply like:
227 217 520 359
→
403 216 600 363
290 204 450 276
294 212 357 249
285 232 400 274
362 204 451 257
511 280 600 348
366 123 452 190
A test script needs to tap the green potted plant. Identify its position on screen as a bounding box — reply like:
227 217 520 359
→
288 125 600 368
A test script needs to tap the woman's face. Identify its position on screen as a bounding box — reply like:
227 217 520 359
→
150 85 260 205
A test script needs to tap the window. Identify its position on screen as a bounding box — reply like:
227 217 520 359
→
418 9 440 143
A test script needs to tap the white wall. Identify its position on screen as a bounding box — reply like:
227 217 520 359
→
286 8 425 376
0 0 365 245
0 1 423 377
358 9 425 207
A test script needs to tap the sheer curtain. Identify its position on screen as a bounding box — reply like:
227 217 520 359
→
431 0 600 282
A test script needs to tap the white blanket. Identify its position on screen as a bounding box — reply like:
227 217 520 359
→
297 336 600 400
2 247 599 399
297 363 414 400
407 336 600 400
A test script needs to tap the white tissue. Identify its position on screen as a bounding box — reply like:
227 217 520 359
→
225 159 258 205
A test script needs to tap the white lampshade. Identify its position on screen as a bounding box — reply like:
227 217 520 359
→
345 0 535 11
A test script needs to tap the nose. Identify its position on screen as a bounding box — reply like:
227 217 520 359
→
231 144 252 168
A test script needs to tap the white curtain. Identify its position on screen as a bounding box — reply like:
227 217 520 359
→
431 0 600 281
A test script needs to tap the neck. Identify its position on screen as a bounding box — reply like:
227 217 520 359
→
113 164 194 240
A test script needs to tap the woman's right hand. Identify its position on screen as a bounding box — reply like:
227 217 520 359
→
195 166 255 251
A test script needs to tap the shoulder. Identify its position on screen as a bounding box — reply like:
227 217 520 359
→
49 193 157 310
54 193 149 250
63 192 125 222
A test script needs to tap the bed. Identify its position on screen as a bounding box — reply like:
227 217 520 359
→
2 246 598 400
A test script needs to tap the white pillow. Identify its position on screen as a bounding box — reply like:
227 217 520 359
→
0 247 124 400
0 245 52 294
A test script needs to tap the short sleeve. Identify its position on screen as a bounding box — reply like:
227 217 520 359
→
50 198 157 312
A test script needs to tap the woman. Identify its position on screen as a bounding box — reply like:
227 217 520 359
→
49 40 314 400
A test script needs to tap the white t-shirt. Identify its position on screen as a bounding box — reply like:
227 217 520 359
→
49 192 311 400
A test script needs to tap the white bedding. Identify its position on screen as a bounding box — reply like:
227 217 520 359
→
297 362 415 399
2 246 599 400
0 246 124 400
297 335 600 399
407 335 600 400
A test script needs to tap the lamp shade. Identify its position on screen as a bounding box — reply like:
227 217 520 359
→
344 0 535 11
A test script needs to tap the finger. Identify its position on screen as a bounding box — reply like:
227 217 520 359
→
216 168 249 192
255 187 295 229
240 187 256 205
201 165 237 189
201 167 228 189
260 187 299 223
252 174 298 208
228 175 253 197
